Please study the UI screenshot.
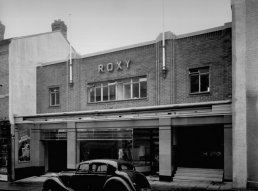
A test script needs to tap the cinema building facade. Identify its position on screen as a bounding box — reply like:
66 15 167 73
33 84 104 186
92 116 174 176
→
14 23 233 181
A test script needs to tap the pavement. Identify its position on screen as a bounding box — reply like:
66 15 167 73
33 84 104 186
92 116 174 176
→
0 173 248 191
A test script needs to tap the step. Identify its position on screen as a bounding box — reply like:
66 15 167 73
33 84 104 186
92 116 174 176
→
176 167 223 173
173 176 222 182
173 168 223 182
174 172 222 178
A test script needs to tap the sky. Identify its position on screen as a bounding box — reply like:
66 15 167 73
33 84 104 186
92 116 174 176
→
0 0 231 55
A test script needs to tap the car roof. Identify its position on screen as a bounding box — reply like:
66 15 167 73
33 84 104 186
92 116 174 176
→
78 159 132 169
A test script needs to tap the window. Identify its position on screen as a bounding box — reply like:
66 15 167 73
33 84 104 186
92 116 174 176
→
124 80 131 99
91 163 107 173
140 78 147 98
109 83 116 100
78 163 89 172
49 87 60 106
88 76 147 103
189 67 210 93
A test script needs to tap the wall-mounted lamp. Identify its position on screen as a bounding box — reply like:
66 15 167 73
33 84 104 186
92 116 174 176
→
162 67 167 78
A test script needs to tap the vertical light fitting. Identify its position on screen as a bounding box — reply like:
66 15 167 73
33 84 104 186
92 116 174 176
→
69 13 73 84
162 0 167 78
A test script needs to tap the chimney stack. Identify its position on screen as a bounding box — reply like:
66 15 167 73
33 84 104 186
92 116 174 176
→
51 19 67 39
0 21 5 41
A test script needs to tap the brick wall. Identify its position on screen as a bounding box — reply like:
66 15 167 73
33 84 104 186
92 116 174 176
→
0 40 10 119
175 28 232 104
37 27 232 114
79 44 157 111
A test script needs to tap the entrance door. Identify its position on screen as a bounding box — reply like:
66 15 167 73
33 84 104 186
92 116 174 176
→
48 141 67 172
177 125 223 169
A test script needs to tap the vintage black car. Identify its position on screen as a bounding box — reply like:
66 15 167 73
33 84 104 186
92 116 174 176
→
42 159 151 191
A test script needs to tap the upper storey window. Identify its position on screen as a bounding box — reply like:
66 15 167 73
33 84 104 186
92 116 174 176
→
88 76 147 103
189 67 210 94
49 87 60 106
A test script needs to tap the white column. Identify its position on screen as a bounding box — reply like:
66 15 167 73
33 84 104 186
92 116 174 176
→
231 0 247 188
224 125 232 180
159 118 172 181
67 122 76 169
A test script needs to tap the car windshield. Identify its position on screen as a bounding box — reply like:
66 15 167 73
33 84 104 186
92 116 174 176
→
119 163 134 171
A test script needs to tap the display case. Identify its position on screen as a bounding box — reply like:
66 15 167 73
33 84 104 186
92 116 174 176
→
0 138 9 181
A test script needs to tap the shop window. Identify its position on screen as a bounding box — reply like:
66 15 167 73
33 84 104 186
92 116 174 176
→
18 128 31 162
40 129 67 140
0 139 8 174
49 87 60 106
87 76 147 103
78 128 158 175
189 67 210 94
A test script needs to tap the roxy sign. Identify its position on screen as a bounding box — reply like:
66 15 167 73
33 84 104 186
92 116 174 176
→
98 60 131 73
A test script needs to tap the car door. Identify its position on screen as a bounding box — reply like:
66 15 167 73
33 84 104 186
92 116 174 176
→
70 163 91 191
90 163 112 191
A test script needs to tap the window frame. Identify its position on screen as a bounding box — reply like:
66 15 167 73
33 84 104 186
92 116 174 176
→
49 86 60 107
87 76 147 103
189 67 210 94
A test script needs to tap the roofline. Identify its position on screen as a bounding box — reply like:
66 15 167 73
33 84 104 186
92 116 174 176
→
177 22 232 39
11 30 78 56
81 40 155 59
38 52 79 67
80 23 231 58
15 100 231 119
37 23 231 67
12 31 61 40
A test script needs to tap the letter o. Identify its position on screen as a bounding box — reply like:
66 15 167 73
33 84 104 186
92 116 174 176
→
107 63 113 72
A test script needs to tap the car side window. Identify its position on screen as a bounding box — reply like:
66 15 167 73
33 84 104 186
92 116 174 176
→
91 163 108 173
97 164 107 172
91 164 98 172
78 163 89 172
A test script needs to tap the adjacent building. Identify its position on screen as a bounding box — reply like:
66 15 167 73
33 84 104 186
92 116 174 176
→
0 20 76 181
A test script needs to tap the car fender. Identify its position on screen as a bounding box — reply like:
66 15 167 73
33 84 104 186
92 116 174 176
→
43 177 75 191
103 176 134 191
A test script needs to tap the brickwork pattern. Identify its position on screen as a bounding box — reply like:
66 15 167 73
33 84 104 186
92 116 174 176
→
36 28 232 114
78 44 157 111
175 29 232 104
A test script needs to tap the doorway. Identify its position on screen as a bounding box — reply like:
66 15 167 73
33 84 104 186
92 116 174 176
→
47 141 67 172
176 125 223 169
